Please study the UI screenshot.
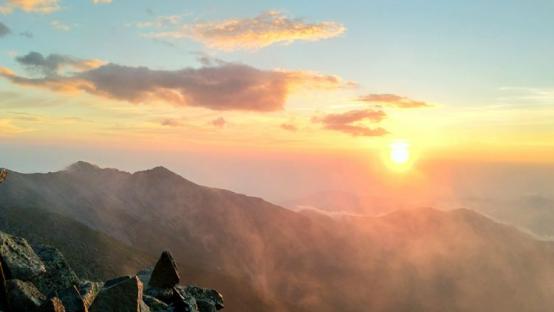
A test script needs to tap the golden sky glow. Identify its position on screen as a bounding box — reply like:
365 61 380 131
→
1 0 554 181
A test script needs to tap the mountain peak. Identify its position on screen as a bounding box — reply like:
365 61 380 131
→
134 165 179 179
66 161 101 172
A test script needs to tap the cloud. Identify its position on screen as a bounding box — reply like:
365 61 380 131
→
148 10 346 51
1 53 349 112
280 123 297 132
15 51 105 76
315 109 386 124
211 117 226 128
20 31 33 38
0 21 10 37
357 93 431 108
313 109 388 137
0 0 60 14
50 20 71 31
92 0 111 4
134 15 182 29
160 118 183 127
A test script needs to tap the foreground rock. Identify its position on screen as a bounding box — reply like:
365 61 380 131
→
0 231 224 312
32 245 80 295
41 297 66 312
6 279 46 311
148 251 180 289
89 276 145 312
0 232 46 281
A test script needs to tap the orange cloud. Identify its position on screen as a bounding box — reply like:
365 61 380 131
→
358 93 431 108
1 53 349 112
149 11 346 51
313 109 388 137
0 0 60 14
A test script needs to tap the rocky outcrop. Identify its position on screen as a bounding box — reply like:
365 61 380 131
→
6 279 46 311
148 251 180 289
0 232 46 281
0 231 224 312
89 276 145 312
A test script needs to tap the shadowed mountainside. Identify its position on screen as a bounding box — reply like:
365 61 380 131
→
2 162 554 311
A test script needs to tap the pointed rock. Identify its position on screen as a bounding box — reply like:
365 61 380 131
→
89 276 146 312
6 279 46 312
148 251 180 289
40 297 66 312
0 232 46 281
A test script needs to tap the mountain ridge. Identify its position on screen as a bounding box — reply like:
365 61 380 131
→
3 161 554 311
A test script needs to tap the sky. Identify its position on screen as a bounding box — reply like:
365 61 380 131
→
1 0 554 200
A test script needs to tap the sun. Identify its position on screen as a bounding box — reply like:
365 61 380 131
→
390 141 410 165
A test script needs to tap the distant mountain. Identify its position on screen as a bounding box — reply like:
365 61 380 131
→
2 162 554 311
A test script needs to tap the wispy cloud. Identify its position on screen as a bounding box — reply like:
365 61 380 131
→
160 118 183 127
92 0 111 4
211 117 226 128
1 52 350 112
358 93 431 108
134 15 183 29
280 123 297 132
313 109 388 137
147 10 346 51
0 21 10 37
498 87 554 104
0 0 60 14
50 20 72 32
20 31 33 38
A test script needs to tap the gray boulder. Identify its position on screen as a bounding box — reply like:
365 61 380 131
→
183 286 223 311
89 276 148 312
143 295 170 312
6 279 46 312
32 245 80 295
0 232 46 281
148 251 180 289
173 287 198 312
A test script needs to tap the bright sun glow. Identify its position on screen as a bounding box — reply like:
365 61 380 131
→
390 141 410 165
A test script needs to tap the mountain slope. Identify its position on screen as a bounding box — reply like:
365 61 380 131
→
3 162 554 311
